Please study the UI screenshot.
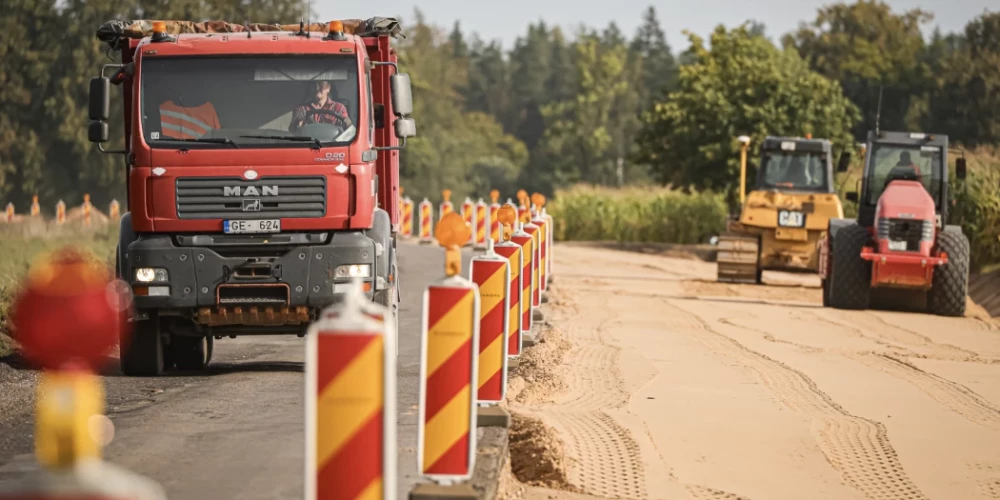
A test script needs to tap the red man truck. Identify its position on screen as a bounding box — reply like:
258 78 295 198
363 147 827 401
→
88 18 414 375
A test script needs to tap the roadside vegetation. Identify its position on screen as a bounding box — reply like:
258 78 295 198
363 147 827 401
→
0 223 118 357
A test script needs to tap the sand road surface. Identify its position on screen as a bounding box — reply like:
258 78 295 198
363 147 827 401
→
506 243 1000 500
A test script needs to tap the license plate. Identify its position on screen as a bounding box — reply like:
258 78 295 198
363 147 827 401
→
223 219 281 234
888 240 907 251
777 210 805 228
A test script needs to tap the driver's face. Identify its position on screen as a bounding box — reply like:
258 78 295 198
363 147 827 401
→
312 83 330 102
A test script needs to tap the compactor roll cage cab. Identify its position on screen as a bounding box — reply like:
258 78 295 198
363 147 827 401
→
822 130 970 317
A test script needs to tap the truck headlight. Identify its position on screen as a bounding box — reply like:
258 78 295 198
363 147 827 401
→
335 264 371 278
135 268 169 283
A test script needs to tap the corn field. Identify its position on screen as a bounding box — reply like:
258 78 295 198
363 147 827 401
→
548 184 727 245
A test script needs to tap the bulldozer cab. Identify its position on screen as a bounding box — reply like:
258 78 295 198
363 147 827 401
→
754 137 835 194
851 131 962 228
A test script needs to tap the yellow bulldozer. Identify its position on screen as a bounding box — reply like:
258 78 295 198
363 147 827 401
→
716 135 850 284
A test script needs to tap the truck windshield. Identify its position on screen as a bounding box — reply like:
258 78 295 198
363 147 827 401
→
757 150 828 192
865 144 943 206
140 55 359 149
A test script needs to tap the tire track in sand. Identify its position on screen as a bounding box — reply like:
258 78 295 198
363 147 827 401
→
859 354 1000 430
663 299 929 500
535 299 648 499
721 314 1000 431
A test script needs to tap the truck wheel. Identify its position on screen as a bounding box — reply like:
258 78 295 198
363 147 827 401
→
829 224 871 310
169 335 213 371
927 230 969 317
120 315 164 376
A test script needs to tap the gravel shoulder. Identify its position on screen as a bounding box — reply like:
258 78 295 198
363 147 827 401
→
506 244 1000 500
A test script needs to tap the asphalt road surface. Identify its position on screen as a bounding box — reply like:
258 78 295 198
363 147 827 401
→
0 240 469 500
514 243 1000 500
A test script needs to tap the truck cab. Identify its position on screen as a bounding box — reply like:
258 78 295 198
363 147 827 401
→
88 19 415 375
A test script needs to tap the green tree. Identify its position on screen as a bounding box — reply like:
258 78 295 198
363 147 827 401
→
396 10 527 202
538 34 630 186
635 25 860 200
629 6 677 100
783 0 932 137
925 11 1000 146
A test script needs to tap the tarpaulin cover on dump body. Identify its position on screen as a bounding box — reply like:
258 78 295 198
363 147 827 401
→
96 17 403 49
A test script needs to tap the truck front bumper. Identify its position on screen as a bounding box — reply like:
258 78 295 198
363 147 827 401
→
125 231 377 321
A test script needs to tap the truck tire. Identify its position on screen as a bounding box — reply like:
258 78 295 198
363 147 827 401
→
169 335 213 371
120 315 164 376
828 224 871 310
927 230 969 317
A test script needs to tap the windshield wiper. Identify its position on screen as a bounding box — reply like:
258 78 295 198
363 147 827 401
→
240 134 323 149
151 137 240 148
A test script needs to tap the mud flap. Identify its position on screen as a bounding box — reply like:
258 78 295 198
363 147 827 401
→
716 232 761 284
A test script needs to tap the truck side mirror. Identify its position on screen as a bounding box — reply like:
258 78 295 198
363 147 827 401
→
394 117 416 139
88 121 109 143
390 73 413 117
956 158 967 180
837 152 851 172
845 191 859 203
89 77 110 121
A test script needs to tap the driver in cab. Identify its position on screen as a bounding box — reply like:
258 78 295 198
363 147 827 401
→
289 80 352 131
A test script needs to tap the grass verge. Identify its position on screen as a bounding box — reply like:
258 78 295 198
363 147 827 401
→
0 222 119 357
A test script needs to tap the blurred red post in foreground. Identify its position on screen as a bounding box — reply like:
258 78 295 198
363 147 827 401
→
0 248 168 500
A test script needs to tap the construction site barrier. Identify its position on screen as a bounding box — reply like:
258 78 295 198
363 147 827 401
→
474 198 489 250
469 240 510 403
417 212 479 483
439 189 454 221
418 198 434 244
510 218 536 337
305 280 396 500
488 190 501 243
30 195 40 217
493 206 524 358
109 199 120 221
401 196 415 238
521 220 542 308
460 197 475 247
56 201 66 225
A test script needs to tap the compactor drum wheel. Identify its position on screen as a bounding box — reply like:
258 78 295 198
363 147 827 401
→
927 229 970 317
716 232 762 284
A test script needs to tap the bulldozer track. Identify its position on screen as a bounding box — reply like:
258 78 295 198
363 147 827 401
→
662 299 930 500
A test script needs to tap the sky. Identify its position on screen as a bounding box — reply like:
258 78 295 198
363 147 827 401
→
318 0 996 50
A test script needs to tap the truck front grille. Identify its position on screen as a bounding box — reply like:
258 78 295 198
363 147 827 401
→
877 218 932 251
175 176 327 219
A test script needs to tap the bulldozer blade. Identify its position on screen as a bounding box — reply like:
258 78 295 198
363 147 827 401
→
716 232 760 284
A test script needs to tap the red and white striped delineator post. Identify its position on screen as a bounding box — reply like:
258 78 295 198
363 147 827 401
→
306 279 396 500
418 198 434 244
412 213 480 496
473 198 489 250
469 239 510 404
